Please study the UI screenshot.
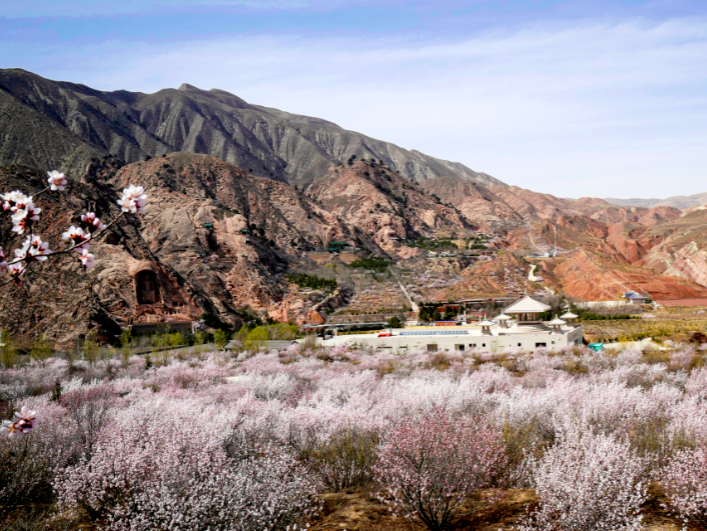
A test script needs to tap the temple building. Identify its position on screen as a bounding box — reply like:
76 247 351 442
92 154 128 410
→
317 296 583 353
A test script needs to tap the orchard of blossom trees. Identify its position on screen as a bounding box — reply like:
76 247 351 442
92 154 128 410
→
4 343 707 530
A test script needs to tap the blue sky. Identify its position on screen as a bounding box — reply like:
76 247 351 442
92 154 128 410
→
2 0 706 198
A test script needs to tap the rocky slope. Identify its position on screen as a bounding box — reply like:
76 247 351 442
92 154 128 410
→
307 160 473 258
3 69 707 335
0 68 504 189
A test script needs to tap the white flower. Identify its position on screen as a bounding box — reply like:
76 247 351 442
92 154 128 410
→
22 235 51 261
81 211 106 232
17 406 37 422
10 203 41 234
118 185 148 214
8 262 25 284
1 419 18 437
47 170 67 191
1 191 32 212
62 226 90 249
79 248 95 268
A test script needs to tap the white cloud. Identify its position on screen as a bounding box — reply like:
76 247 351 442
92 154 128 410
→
30 17 707 197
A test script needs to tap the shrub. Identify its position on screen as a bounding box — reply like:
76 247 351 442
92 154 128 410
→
287 273 336 290
0 404 74 508
349 256 392 272
214 329 231 350
290 426 379 491
244 327 268 351
55 401 319 531
374 410 506 531
662 444 707 528
519 429 647 531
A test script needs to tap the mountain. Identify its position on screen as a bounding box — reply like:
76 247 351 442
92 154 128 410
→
0 153 479 344
3 69 707 345
0 68 504 189
605 192 707 209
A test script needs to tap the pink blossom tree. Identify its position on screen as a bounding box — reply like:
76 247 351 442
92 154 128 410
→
662 444 707 528
373 409 506 531
519 428 647 531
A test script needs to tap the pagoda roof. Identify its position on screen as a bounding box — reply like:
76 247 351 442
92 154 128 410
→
495 314 512 320
502 296 551 314
560 311 578 319
478 320 496 327
547 317 567 326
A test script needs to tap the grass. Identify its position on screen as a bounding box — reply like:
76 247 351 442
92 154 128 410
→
307 486 685 530
582 304 707 343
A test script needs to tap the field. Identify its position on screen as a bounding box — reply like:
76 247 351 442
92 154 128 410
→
583 303 707 343
4 341 707 530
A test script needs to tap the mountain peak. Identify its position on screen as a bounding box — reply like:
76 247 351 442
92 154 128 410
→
178 83 202 93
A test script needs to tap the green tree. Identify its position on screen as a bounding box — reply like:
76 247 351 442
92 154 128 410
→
0 329 17 369
215 329 231 350
193 331 208 345
267 323 299 340
119 329 134 368
245 326 269 351
119 329 133 347
83 333 100 366
31 334 54 365
168 332 185 348
387 316 403 328
49 381 62 402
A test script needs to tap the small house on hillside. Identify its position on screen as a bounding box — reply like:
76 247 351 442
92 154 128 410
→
622 291 648 305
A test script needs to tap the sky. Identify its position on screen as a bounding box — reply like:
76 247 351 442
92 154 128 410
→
1 0 706 199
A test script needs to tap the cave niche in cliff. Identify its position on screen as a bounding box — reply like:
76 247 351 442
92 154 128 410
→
136 270 161 305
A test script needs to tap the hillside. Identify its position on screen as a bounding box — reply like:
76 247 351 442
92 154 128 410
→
605 192 707 209
3 70 707 341
0 68 504 189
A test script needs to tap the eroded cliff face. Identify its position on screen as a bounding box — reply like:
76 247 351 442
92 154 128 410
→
544 249 707 301
0 165 202 344
307 160 474 259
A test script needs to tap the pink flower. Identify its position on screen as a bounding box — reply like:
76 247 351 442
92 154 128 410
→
81 211 106 232
118 185 148 214
47 170 67 191
62 226 90 249
0 247 6 276
80 248 95 268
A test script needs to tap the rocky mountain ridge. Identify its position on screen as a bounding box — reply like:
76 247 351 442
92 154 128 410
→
605 192 707 209
0 68 504 189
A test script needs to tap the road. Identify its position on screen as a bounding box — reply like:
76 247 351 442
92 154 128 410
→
389 267 419 313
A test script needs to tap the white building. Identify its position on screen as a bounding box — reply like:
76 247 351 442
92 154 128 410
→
316 296 583 353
